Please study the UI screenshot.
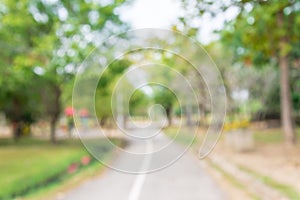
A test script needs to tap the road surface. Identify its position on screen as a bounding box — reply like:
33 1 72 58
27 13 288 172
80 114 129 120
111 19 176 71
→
59 128 227 200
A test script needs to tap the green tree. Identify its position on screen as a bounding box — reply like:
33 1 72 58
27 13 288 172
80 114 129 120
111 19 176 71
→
181 0 300 145
129 89 149 117
0 0 50 140
223 0 300 145
153 86 176 126
0 68 43 140
38 0 128 142
95 59 131 126
0 0 129 142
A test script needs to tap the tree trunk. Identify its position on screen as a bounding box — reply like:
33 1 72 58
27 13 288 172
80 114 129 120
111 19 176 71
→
185 105 193 127
11 97 22 141
49 84 61 143
279 55 296 145
198 80 207 126
100 117 105 126
277 10 296 145
123 115 128 129
12 121 22 141
166 107 172 126
50 118 57 143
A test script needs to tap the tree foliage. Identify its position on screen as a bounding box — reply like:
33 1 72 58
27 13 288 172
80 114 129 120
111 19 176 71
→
153 86 176 126
181 0 300 144
0 0 129 141
95 59 131 124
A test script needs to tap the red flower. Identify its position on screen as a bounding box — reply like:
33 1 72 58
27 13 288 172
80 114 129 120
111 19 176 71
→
67 163 78 173
64 106 75 117
81 156 91 166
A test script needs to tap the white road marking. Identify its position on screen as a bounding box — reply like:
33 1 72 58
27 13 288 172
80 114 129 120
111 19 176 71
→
128 140 153 200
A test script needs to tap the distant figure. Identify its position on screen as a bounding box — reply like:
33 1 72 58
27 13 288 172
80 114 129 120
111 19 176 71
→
79 108 90 129
64 106 75 138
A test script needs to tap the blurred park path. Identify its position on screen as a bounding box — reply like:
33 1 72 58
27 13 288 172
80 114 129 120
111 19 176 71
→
58 128 227 200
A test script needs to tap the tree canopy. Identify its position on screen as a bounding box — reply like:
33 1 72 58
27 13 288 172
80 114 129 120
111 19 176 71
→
0 0 129 141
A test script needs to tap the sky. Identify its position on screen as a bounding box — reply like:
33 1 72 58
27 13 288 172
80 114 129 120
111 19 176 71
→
118 0 240 44
118 0 182 29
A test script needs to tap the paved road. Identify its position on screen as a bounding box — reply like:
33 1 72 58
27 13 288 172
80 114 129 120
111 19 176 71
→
59 128 227 200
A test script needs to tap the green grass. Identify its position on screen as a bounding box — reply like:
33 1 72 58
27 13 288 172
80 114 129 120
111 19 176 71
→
0 138 118 199
253 129 284 144
238 165 300 200
165 126 300 146
207 160 261 200
253 127 300 144
23 160 105 200
163 126 200 147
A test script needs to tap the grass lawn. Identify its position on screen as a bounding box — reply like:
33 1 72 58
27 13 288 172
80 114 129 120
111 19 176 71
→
23 158 107 200
164 125 300 146
0 138 119 199
163 126 203 147
252 127 300 144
